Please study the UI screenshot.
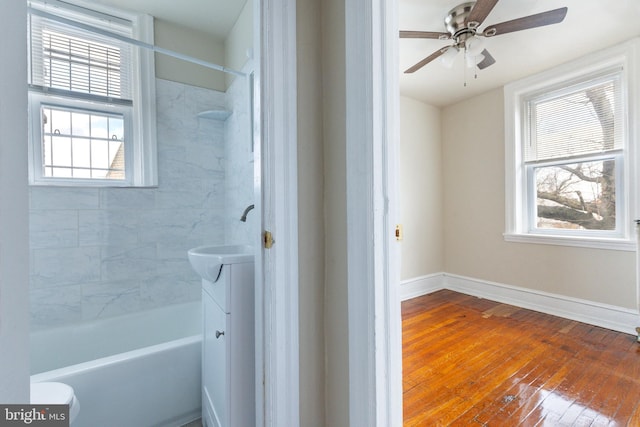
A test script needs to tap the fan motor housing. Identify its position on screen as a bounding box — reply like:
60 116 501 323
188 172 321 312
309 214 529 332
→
445 2 477 42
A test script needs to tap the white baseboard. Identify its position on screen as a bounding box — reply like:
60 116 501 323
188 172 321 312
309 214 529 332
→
401 272 640 336
400 274 445 301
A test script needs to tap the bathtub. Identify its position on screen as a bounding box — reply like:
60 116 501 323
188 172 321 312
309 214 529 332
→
30 302 202 427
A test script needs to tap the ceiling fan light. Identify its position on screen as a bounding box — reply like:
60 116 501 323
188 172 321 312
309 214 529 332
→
440 46 458 68
466 36 484 56
465 52 485 68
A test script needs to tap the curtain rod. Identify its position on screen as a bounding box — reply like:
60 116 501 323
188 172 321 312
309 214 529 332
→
28 7 247 78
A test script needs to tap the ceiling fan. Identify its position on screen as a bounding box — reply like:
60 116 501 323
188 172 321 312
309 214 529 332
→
401 0 568 74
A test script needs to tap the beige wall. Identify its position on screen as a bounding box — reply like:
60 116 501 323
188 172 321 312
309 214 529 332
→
154 2 253 91
225 0 254 87
441 88 636 309
154 19 227 91
400 96 444 280
297 0 326 425
322 0 350 425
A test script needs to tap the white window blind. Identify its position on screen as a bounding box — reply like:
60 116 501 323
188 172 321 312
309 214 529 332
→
524 71 624 163
28 6 133 105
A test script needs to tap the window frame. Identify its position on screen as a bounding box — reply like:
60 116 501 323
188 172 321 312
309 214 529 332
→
28 93 134 185
525 153 624 238
504 39 640 251
27 0 157 188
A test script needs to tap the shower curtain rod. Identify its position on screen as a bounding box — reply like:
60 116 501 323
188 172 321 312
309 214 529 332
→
28 7 247 78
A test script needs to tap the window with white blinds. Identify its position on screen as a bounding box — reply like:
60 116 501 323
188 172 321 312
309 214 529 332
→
504 40 638 250
28 7 133 104
524 71 624 163
27 0 157 187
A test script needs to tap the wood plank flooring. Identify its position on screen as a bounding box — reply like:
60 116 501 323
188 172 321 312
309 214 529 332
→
402 290 640 426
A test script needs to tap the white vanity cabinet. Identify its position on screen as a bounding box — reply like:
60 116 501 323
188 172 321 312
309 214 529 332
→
201 260 254 427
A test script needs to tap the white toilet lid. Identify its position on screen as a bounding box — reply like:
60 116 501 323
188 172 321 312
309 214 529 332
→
31 382 74 406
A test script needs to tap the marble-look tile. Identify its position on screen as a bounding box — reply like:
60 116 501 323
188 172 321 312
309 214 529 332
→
100 244 157 282
185 84 226 118
29 210 78 249
155 79 187 131
28 78 235 330
140 276 201 310
158 152 222 181
185 145 225 174
82 281 141 320
100 188 156 210
29 187 99 210
31 247 101 288
156 240 211 259
78 210 140 246
30 285 83 329
156 126 195 149
225 61 257 246
154 188 206 210
136 209 224 244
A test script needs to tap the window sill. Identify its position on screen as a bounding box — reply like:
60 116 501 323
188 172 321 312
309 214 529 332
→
504 232 636 252
29 178 159 189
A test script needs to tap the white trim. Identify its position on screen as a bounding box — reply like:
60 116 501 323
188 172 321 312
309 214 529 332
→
27 94 135 186
503 232 636 251
131 13 157 187
442 273 640 336
381 0 403 423
258 0 300 425
400 274 445 301
345 0 402 425
401 273 639 335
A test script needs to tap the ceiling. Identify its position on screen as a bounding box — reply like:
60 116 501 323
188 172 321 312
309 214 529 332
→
399 0 640 107
77 0 640 107
89 0 248 40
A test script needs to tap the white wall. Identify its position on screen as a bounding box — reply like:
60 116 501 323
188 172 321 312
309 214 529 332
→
399 97 443 280
442 88 637 308
0 0 30 403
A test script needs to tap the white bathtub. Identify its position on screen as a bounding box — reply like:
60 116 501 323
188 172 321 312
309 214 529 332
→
30 302 202 427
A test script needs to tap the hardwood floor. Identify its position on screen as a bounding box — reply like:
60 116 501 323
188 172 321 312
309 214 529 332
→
402 290 640 426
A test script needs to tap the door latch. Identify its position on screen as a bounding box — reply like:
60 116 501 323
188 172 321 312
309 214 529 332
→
395 224 403 241
264 230 275 249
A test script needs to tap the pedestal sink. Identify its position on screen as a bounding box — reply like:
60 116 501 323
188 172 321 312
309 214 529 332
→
187 244 253 282
188 244 255 427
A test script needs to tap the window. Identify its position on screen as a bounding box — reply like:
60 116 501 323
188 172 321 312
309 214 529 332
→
505 40 639 250
27 0 157 186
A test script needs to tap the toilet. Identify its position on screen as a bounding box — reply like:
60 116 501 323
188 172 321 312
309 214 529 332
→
31 382 80 425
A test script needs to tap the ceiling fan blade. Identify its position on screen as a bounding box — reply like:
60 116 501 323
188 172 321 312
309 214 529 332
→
482 7 568 37
466 0 499 28
476 49 496 70
404 48 448 74
400 30 450 40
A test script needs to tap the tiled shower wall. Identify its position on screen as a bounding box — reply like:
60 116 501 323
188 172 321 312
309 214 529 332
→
29 78 251 330
224 62 255 245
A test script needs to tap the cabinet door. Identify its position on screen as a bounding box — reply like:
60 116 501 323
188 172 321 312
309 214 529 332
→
203 291 228 427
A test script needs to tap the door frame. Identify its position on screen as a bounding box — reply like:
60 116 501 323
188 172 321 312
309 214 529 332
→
256 0 300 425
258 0 402 425
345 0 402 425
